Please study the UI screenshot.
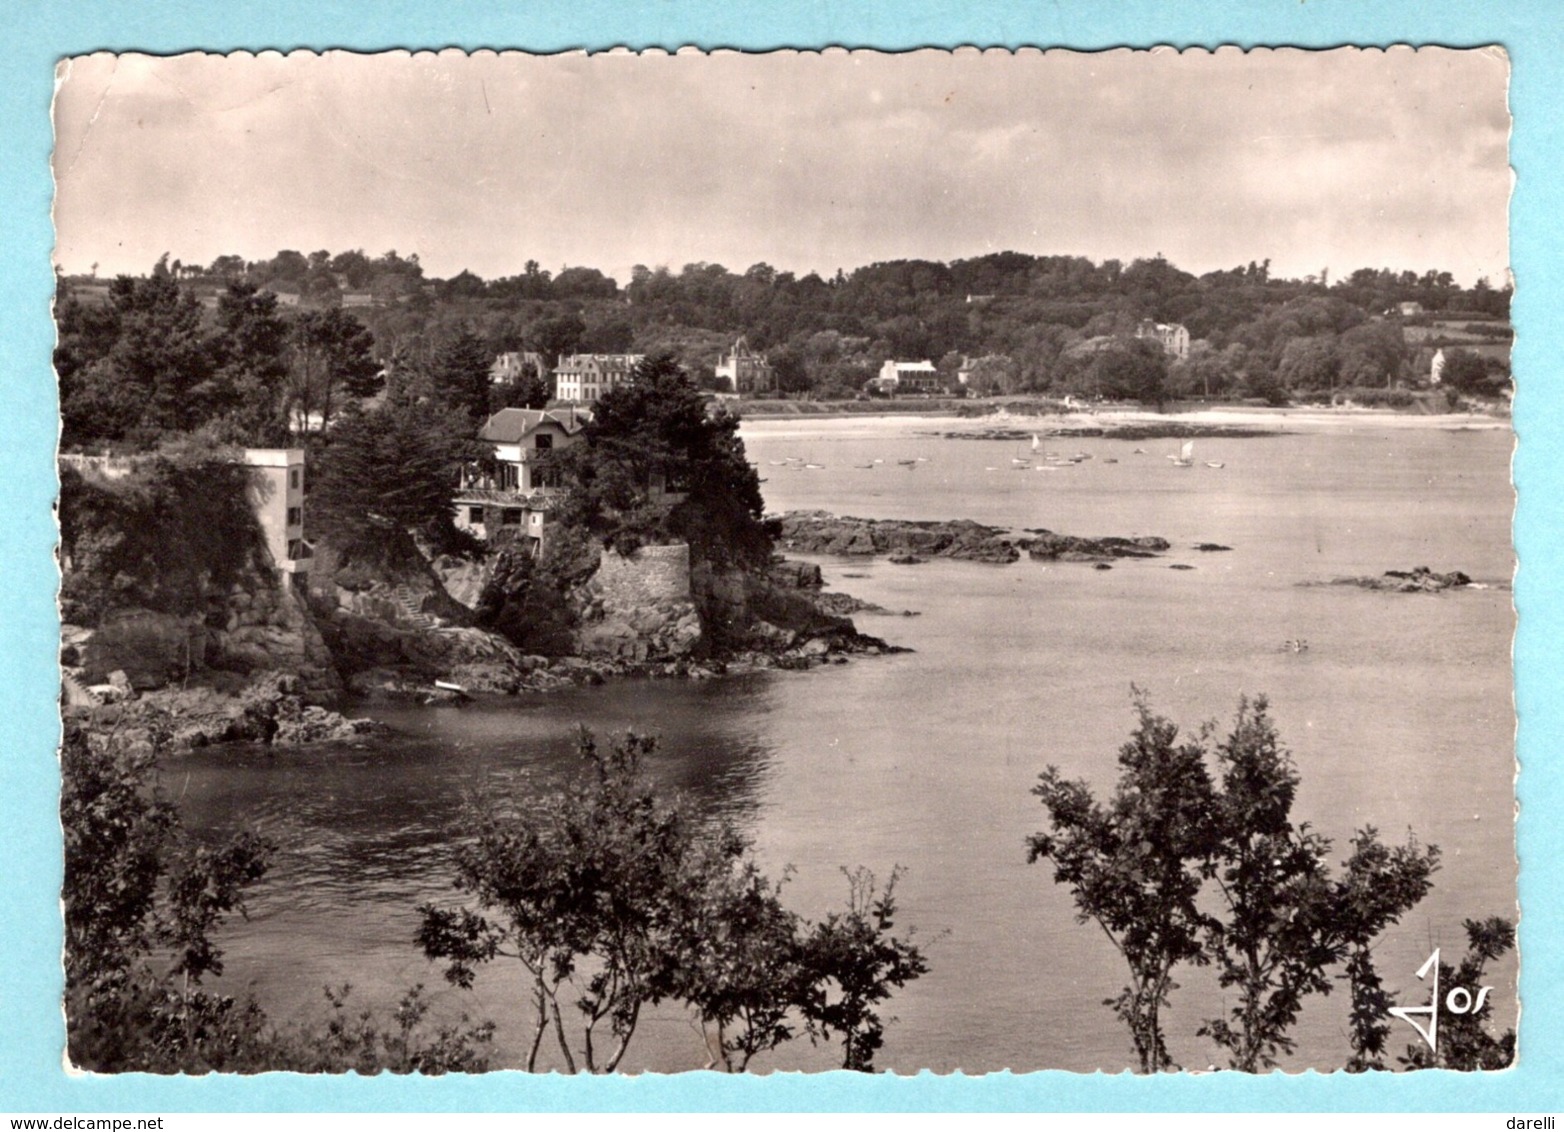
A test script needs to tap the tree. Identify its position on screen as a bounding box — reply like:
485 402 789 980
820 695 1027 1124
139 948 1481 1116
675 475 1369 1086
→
418 729 929 1073
1199 698 1436 1071
1091 338 1169 407
428 326 495 425
1335 828 1447 1071
57 261 211 445
418 730 725 1073
1440 348 1509 399
549 353 772 569
308 401 479 559
1028 694 1220 1072
1030 692 1441 1074
200 281 291 444
62 718 272 1071
672 850 810 1072
528 311 586 365
1198 697 1340 1071
490 361 552 413
1337 320 1407 389
284 307 381 431
1398 917 1515 1071
1277 335 1340 393
965 354 1019 396
798 867 929 1072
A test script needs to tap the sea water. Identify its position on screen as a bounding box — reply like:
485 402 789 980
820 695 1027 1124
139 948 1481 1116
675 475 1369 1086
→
174 413 1517 1073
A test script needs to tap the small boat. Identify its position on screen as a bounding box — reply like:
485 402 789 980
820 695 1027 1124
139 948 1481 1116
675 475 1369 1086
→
1168 440 1195 468
1205 461 1225 469
854 462 875 469
897 459 918 467
1011 456 1031 467
1132 447 1147 455
1103 457 1119 464
804 463 825 469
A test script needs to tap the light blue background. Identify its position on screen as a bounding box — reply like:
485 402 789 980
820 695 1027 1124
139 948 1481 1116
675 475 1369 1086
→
3 0 1558 1113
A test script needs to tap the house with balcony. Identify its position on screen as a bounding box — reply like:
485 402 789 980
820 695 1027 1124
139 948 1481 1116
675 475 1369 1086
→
452 407 591 549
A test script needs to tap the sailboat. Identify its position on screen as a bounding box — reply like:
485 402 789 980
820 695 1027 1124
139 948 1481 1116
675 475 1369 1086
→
1012 435 1037 467
1167 440 1195 468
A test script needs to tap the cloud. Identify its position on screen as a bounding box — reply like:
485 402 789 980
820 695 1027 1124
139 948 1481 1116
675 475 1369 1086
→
52 46 1510 285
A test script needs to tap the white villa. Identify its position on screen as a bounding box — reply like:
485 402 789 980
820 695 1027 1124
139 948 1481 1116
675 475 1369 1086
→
242 448 312 581
1134 320 1191 360
714 337 774 394
869 359 940 395
554 353 643 404
452 407 591 549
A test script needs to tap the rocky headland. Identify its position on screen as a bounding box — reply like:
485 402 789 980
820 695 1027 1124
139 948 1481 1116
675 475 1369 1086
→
61 531 900 751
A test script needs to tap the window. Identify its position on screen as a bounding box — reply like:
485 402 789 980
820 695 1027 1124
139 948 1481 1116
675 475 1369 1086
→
289 468 300 489
468 507 484 524
534 433 553 451
502 509 523 526
286 506 302 527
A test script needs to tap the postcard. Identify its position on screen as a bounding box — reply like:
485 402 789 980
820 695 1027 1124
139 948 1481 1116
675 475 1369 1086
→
8 10 1557 1117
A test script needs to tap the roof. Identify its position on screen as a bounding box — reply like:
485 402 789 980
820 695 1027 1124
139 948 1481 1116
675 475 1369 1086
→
555 353 643 374
478 407 592 443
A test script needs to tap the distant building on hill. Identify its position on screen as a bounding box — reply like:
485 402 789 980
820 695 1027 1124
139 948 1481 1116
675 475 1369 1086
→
869 359 940 395
554 353 644 404
490 351 548 386
1396 301 1426 318
1134 320 1191 360
714 337 774 394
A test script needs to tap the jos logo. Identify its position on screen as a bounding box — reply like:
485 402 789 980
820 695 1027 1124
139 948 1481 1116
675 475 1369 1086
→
1389 948 1494 1053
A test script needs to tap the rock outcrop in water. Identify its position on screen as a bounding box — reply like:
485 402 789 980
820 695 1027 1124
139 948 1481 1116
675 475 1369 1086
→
776 511 1175 565
777 511 1022 563
1319 567 1477 593
1024 531 1172 562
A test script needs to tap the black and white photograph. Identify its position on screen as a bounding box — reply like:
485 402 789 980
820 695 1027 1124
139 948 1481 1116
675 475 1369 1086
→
50 46 1516 1076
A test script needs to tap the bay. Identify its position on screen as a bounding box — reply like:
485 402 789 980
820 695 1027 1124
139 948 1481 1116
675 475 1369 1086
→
175 411 1517 1074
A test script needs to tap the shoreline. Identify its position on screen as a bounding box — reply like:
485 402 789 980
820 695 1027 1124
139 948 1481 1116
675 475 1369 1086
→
737 400 1511 433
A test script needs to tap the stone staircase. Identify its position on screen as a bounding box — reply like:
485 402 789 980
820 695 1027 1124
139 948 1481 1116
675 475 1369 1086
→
61 670 101 707
390 584 440 630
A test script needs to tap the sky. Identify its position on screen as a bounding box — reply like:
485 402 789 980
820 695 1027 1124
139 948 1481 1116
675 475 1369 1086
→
50 46 1512 287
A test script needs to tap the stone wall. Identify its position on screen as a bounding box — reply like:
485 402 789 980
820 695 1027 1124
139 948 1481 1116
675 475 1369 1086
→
592 543 691 610
574 543 701 662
